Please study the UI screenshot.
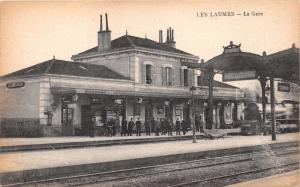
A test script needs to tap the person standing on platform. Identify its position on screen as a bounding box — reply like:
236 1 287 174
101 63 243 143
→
112 119 116 136
127 118 134 136
163 118 167 135
168 118 173 136
90 116 96 137
151 117 155 133
145 119 151 136
121 119 127 136
107 118 113 137
195 116 200 133
161 118 164 135
154 118 160 136
199 116 204 133
176 118 181 135
136 118 142 136
182 119 187 135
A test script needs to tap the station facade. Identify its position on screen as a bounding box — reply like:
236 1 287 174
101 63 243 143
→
0 15 245 137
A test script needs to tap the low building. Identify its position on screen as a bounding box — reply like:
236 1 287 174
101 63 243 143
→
0 15 245 137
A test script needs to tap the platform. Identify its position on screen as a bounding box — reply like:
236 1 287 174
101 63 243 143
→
0 129 242 153
0 133 299 185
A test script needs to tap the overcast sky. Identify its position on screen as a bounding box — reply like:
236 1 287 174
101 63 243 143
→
0 0 299 88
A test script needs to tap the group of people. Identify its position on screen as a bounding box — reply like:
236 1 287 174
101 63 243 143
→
92 116 204 137
118 117 204 137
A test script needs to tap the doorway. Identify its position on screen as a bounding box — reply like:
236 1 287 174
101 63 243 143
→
81 105 92 136
61 105 74 136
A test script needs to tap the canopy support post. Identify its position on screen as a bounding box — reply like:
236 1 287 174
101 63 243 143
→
270 76 276 141
259 76 267 134
206 67 215 129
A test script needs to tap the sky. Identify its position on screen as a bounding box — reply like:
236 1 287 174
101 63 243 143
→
0 0 299 88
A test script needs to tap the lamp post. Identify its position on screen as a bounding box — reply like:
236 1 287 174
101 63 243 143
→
190 86 197 143
265 82 276 141
270 77 276 141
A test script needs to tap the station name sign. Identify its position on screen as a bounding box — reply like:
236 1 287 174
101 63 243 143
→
278 82 290 92
223 71 257 82
6 81 25 89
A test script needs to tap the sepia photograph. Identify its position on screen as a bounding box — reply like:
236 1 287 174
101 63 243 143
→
0 0 299 186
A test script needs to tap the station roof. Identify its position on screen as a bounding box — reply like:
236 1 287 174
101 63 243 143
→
264 46 299 82
76 35 195 57
1 59 129 80
184 42 299 84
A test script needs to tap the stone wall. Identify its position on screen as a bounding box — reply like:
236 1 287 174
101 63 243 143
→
0 118 41 137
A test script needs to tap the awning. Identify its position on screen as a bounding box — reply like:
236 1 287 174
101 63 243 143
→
202 43 299 84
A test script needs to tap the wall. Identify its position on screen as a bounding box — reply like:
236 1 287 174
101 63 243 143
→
74 53 131 79
0 78 41 137
0 78 40 118
136 53 183 86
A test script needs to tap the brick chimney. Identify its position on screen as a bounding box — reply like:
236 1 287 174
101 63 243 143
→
98 13 111 51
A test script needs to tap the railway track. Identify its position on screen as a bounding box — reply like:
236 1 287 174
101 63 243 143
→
170 162 299 187
5 145 299 187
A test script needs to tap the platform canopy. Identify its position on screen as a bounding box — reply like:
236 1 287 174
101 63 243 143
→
201 42 299 84
264 46 299 83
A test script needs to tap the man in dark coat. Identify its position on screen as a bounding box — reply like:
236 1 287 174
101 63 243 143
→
199 116 204 133
90 116 96 137
182 119 187 135
121 119 127 136
161 118 166 135
145 119 151 136
154 118 160 136
127 118 134 136
195 116 200 133
151 117 155 133
175 118 181 135
111 119 116 136
107 118 113 137
135 118 142 136
167 118 173 136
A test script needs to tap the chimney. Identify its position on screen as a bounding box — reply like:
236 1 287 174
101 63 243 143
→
169 27 172 41
165 27 176 48
98 13 111 51
100 15 103 31
166 28 170 43
105 13 109 31
159 30 163 43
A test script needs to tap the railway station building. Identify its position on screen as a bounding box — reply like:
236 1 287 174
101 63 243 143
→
0 15 245 137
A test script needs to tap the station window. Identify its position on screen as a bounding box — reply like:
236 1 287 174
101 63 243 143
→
183 69 188 87
166 67 172 86
197 76 201 86
146 64 152 84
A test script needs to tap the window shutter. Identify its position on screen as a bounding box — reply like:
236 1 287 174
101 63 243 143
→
152 65 156 84
142 64 146 84
172 67 175 86
180 69 184 87
161 67 166 86
188 69 194 87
